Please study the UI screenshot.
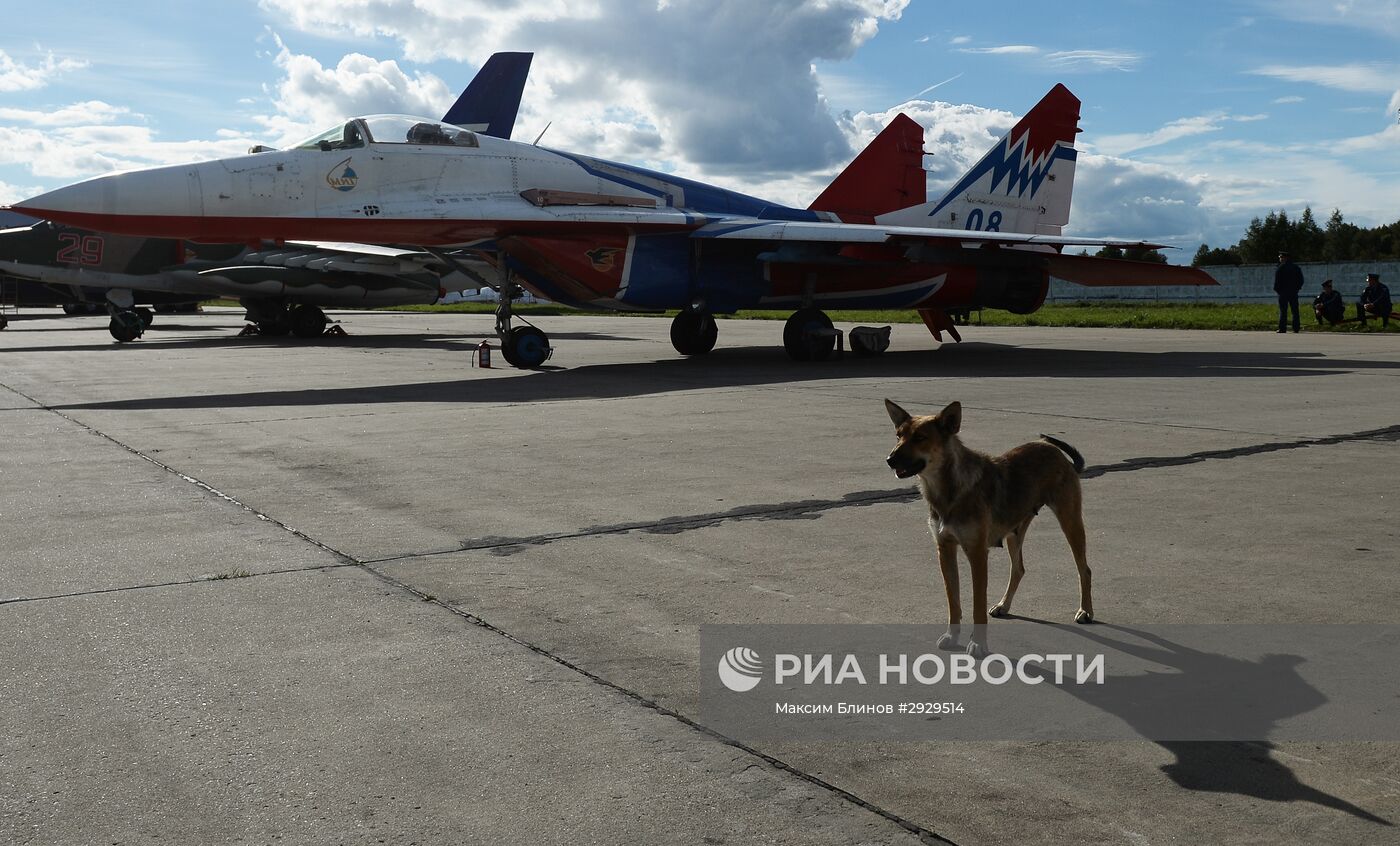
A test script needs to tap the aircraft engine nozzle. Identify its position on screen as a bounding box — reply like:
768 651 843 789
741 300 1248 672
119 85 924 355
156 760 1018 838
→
974 265 1048 314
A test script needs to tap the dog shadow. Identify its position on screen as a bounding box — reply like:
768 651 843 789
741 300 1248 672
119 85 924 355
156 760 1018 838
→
1003 619 1392 826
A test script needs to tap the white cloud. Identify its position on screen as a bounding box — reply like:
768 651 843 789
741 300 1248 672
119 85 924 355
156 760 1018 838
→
0 179 46 206
1273 95 1304 104
0 122 256 181
1251 63 1400 93
253 35 454 146
1333 122 1400 154
958 45 1040 55
1046 50 1141 72
1092 113 1273 156
950 35 971 45
1264 1 1400 38
839 98 1014 192
954 45 1141 72
0 50 86 93
1093 116 1227 156
0 1 910 204
1068 155 1212 245
259 0 910 173
0 101 133 127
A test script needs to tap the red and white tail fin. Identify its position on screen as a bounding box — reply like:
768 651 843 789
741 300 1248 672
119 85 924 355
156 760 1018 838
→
808 113 926 221
876 84 1080 236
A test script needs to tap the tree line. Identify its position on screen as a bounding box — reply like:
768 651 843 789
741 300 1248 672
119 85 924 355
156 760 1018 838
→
1192 208 1400 266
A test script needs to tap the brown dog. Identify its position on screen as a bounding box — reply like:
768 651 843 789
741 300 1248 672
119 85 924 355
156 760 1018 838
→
884 400 1093 655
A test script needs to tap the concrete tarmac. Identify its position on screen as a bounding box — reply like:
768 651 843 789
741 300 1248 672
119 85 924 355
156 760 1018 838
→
2 308 1397 844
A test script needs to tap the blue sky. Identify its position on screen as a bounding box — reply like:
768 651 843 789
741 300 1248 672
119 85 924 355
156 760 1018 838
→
3 1 1400 259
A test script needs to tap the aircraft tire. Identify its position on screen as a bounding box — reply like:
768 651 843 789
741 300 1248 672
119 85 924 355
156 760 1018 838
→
62 304 83 315
498 335 520 367
783 308 835 361
670 310 718 356
257 319 291 337
505 326 551 368
0 315 7 330
290 304 328 339
135 307 155 329
109 311 144 342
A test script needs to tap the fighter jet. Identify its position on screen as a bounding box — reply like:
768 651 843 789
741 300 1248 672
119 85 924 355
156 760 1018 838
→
12 82 1211 363
1 52 534 341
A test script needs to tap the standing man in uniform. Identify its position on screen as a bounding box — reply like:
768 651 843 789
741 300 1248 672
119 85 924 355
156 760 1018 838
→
1274 251 1304 333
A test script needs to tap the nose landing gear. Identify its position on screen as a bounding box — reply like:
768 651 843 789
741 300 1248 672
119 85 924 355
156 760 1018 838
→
492 264 552 369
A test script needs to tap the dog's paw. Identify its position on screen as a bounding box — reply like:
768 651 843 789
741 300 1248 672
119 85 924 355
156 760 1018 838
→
1074 608 1094 624
989 602 1010 618
966 640 986 660
936 626 961 651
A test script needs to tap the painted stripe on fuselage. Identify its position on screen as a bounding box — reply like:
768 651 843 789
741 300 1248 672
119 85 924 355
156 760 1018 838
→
546 150 822 222
10 209 699 246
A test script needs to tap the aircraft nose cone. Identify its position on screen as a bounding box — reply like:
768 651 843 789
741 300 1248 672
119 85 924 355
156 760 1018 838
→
12 181 97 217
12 165 203 236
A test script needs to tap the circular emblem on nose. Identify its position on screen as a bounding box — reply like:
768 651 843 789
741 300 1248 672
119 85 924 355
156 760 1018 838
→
327 157 359 192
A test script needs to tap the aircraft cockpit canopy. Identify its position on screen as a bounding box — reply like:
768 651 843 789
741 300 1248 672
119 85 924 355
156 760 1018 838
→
291 116 480 152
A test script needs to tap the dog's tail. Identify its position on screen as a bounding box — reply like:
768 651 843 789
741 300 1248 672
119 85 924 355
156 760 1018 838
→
1040 434 1085 474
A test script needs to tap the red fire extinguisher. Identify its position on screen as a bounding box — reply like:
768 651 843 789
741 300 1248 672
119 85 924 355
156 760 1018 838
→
476 339 492 368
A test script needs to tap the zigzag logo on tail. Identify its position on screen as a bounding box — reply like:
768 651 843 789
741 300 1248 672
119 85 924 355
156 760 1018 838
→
929 134 1077 218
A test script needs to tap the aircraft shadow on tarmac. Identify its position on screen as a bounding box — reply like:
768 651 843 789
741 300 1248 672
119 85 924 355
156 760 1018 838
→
1 329 647 356
51 342 1400 413
1006 619 1393 826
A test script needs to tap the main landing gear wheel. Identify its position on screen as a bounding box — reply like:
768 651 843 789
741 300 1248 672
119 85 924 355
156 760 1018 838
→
670 310 718 356
783 308 835 361
501 326 552 368
290 304 329 338
135 307 154 330
109 310 144 342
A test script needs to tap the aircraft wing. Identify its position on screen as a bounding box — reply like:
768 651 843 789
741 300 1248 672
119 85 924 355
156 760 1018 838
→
691 219 1170 250
235 241 447 275
689 219 1216 285
1040 253 1215 287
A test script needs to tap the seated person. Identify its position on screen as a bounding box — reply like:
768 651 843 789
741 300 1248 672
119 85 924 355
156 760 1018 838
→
1357 273 1393 326
1313 279 1344 324
407 122 450 145
342 122 364 149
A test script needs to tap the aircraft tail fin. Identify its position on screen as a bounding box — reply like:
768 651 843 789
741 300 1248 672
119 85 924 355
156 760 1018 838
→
876 84 1080 235
809 114 926 220
441 52 534 140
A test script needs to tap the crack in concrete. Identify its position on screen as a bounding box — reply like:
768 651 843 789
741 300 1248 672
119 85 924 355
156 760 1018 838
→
0 382 358 568
376 422 1400 560
2 380 959 846
358 562 958 845
1080 423 1400 479
9 376 1394 846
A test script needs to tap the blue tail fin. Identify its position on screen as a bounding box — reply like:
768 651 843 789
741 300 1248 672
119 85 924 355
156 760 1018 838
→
441 52 533 139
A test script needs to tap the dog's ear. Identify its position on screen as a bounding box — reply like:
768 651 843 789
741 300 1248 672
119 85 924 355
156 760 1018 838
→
937 401 962 434
884 399 912 428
